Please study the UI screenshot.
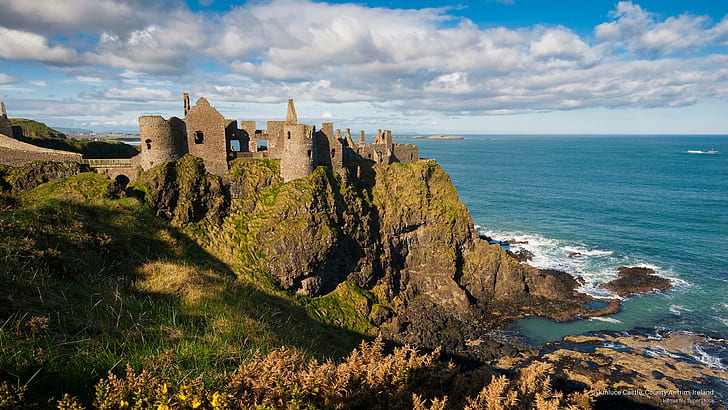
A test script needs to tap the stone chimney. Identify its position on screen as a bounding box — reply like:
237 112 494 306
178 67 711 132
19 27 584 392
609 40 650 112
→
1 102 6 118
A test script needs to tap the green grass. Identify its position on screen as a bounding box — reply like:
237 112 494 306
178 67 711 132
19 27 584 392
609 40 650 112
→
0 171 363 406
9 119 140 159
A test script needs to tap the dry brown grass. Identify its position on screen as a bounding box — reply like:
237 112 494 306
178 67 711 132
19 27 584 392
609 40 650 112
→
135 261 222 303
74 337 599 409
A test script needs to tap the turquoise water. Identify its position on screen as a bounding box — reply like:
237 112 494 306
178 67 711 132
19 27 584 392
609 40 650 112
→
404 135 728 347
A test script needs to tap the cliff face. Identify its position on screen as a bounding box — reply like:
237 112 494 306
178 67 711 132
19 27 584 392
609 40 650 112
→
139 158 611 360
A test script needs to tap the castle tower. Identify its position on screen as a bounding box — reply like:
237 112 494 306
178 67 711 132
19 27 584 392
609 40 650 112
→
280 124 314 182
184 97 229 175
0 102 12 137
139 115 187 170
286 99 298 124
359 130 366 144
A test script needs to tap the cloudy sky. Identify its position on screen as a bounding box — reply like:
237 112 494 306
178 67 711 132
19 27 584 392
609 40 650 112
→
0 0 726 134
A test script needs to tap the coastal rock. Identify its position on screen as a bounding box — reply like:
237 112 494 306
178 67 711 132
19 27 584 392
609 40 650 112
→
508 248 535 262
509 331 728 409
138 158 629 362
601 266 673 297
136 155 228 226
0 161 83 192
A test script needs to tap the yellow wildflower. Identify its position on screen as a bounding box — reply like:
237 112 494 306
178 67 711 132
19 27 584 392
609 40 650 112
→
211 391 221 407
178 392 187 401
157 405 170 410
161 383 168 394
119 400 129 409
192 397 202 408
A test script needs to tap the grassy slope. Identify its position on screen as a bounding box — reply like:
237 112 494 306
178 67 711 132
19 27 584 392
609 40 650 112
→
9 118 139 158
0 171 362 405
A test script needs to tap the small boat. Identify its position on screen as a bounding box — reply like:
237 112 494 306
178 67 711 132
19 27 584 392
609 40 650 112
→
687 148 718 154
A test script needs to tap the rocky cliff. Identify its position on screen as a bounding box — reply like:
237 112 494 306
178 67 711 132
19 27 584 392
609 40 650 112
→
138 157 618 361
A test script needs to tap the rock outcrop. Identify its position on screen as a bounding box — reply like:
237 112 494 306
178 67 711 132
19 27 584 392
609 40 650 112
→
0 161 84 192
137 155 228 226
601 266 673 297
138 158 621 362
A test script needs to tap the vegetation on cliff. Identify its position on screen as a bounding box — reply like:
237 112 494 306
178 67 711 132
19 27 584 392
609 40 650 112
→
0 169 360 406
0 158 719 408
9 118 139 158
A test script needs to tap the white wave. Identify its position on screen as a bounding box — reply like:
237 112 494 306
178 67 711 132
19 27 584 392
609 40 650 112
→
475 226 690 300
562 246 613 257
576 283 622 299
588 316 622 323
669 304 693 315
645 345 683 360
693 343 727 370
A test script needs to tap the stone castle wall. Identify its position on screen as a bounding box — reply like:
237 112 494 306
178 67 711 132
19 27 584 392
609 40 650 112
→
280 124 315 182
139 116 186 170
137 94 420 180
184 98 229 175
0 103 11 138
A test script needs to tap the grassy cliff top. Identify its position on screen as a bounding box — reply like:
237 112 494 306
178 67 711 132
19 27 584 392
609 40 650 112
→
10 118 67 139
8 118 139 158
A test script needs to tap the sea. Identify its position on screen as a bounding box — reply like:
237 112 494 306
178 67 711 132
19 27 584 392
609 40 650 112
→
402 134 728 369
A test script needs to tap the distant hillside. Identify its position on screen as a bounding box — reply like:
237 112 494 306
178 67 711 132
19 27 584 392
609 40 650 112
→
54 126 94 135
10 118 67 139
8 118 139 159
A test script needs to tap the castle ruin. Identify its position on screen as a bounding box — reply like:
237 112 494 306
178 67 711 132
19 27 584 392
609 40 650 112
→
0 103 12 138
139 94 420 181
0 96 420 183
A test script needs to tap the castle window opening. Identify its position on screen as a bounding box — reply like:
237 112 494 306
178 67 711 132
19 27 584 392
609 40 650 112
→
307 149 312 158
287 131 291 139
331 149 336 158
258 139 268 151
145 139 152 150
194 131 204 144
230 139 241 151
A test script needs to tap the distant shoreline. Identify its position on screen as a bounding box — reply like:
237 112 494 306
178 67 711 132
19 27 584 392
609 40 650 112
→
406 135 464 140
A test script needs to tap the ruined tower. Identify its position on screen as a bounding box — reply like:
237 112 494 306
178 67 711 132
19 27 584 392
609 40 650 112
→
0 102 13 137
138 116 187 170
280 124 315 182
184 97 229 175
286 99 297 124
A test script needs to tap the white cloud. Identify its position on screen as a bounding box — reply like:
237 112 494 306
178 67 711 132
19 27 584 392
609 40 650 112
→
76 76 104 83
711 16 728 45
41 102 121 116
596 1 710 56
0 27 81 64
0 0 140 35
101 87 175 101
530 28 600 64
0 73 22 84
29 81 47 87
0 0 726 124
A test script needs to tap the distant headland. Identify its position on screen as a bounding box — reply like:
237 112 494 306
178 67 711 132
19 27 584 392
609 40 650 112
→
407 135 463 139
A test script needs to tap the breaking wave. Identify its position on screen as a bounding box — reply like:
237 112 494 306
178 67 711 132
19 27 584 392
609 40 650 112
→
474 225 687 298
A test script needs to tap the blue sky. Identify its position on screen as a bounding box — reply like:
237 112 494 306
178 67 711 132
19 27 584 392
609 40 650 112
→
0 0 726 134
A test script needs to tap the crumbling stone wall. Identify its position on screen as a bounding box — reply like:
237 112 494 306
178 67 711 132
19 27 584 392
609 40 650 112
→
264 121 286 153
0 149 82 167
1 102 14 138
184 97 229 175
